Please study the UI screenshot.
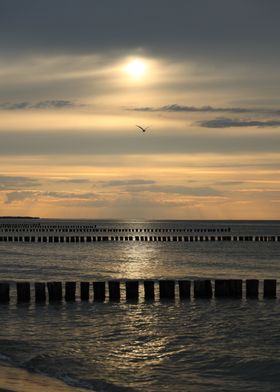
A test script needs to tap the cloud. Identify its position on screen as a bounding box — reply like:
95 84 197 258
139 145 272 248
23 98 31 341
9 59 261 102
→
0 100 80 110
101 179 156 187
0 175 41 190
0 130 280 155
125 185 222 197
42 191 95 199
5 191 37 204
99 181 222 197
199 118 280 128
4 190 98 204
54 178 91 184
1 0 280 65
214 181 244 186
129 104 280 115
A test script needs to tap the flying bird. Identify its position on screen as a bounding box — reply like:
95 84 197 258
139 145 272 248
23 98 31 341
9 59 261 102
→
136 125 150 132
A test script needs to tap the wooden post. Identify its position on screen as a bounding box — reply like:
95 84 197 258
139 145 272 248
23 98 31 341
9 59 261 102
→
47 282 62 302
17 282 31 303
159 280 175 300
126 280 139 301
178 280 191 299
65 282 76 301
80 282 90 301
93 281 106 301
108 281 120 301
228 279 242 298
35 282 46 303
0 283 10 303
215 279 242 298
144 280 155 301
194 280 212 299
263 279 277 298
246 279 259 298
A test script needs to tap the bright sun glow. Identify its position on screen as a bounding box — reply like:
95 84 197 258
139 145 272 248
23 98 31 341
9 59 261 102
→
125 59 147 78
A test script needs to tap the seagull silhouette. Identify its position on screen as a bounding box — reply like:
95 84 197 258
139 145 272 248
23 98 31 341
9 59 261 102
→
136 125 150 133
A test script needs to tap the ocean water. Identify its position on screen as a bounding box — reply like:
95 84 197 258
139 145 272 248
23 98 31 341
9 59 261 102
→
0 220 280 391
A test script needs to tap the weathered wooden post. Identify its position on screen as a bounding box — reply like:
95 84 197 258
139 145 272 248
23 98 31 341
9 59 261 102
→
144 280 155 300
263 279 277 298
35 282 46 303
17 282 31 303
126 280 139 301
65 282 76 301
93 281 106 301
194 280 212 299
80 282 90 301
47 282 62 302
215 279 242 298
0 283 10 303
228 279 242 298
108 281 120 301
159 280 175 300
246 279 259 298
178 280 191 299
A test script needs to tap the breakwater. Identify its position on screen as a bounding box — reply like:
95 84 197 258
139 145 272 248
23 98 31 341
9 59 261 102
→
0 279 277 303
0 235 278 242
0 224 231 233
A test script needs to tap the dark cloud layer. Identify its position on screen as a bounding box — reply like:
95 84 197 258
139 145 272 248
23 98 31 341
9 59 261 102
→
4 190 96 204
0 130 279 155
199 118 280 128
102 179 156 187
123 185 222 197
1 0 280 62
0 100 79 110
55 179 91 184
0 175 40 190
130 104 280 115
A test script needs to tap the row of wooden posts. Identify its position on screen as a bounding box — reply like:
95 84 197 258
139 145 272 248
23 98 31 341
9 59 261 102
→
0 226 231 233
0 279 277 303
0 235 278 243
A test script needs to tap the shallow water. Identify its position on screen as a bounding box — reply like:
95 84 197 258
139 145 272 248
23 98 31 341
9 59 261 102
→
0 220 280 391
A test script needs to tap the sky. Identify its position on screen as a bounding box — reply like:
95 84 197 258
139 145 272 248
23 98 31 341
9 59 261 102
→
0 0 279 219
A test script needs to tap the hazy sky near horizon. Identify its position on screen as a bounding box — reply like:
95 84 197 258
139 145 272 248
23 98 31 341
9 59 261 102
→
0 0 279 219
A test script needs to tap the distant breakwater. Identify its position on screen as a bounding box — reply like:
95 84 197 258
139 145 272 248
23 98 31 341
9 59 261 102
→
0 224 231 233
0 279 278 304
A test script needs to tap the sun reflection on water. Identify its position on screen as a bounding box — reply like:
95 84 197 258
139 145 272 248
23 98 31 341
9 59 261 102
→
119 243 161 279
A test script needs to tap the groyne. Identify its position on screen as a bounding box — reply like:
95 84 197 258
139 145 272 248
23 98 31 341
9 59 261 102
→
0 279 277 304
0 224 231 233
0 235 278 242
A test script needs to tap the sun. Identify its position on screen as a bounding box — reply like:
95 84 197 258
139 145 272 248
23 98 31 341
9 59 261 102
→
124 59 147 78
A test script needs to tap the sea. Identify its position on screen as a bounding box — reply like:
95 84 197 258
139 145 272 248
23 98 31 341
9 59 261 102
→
0 219 280 392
